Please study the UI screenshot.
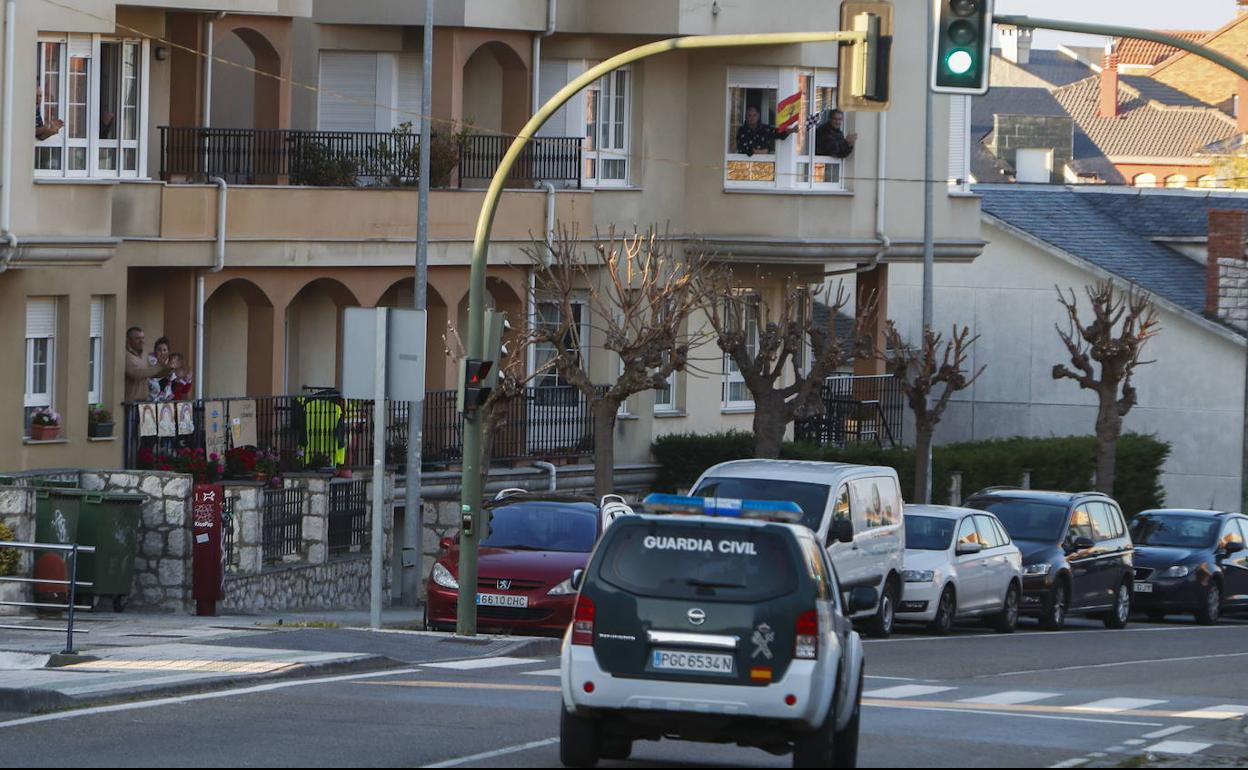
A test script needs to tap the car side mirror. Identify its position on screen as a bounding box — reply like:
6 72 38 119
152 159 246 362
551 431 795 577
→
956 542 982 556
831 519 854 544
849 587 878 614
570 569 585 591
439 536 455 553
1224 541 1245 556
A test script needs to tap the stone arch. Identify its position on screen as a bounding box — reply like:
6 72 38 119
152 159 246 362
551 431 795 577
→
378 279 452 391
285 278 361 393
204 278 275 397
462 40 530 137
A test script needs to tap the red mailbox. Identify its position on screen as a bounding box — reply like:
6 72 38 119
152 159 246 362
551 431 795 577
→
192 484 225 616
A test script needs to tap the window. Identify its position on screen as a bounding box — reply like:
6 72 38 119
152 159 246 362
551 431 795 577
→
1069 507 1095 542
725 67 843 192
957 516 981 548
989 517 1012 546
723 294 758 409
1089 503 1119 543
1236 519 1248 545
88 298 104 405
37 36 148 178
1221 520 1245 549
25 298 57 431
832 484 851 528
533 300 587 389
583 68 630 186
974 516 1006 549
1133 173 1157 188
1016 148 1053 184
693 476 831 534
803 538 832 601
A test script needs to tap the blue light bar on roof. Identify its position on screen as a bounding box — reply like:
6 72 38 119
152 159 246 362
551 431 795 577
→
642 493 804 523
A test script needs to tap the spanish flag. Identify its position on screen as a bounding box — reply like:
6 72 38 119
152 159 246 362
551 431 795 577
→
776 92 803 132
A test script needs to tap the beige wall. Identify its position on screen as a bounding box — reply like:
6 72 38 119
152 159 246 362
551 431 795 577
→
204 282 250 397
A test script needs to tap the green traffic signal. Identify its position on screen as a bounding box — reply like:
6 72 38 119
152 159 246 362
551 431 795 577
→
947 50 974 75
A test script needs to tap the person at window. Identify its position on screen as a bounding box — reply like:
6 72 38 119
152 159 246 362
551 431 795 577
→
736 105 791 157
816 109 857 159
34 85 63 141
125 327 169 403
148 337 173 401
165 353 193 402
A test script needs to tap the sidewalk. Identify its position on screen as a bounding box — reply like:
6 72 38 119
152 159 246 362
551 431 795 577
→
0 608 561 714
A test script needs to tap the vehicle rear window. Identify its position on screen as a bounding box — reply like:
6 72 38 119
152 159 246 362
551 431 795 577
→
480 503 598 553
968 499 1068 542
598 522 798 603
693 477 830 532
905 515 956 551
1129 515 1219 549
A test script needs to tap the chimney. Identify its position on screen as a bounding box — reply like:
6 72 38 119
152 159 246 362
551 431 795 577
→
1099 45 1120 119
1207 209 1248 323
1001 26 1033 65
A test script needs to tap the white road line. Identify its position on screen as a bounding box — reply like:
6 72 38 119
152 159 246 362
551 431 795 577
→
988 651 1248 678
865 675 920 681
958 691 1059 706
424 657 541 671
864 685 956 699
864 702 1165 727
1066 698 1168 714
1049 759 1089 768
1123 739 1147 746
1145 740 1213 755
521 669 562 677
0 668 419 729
1172 704 1248 720
1143 725 1194 740
422 737 559 768
864 624 1248 644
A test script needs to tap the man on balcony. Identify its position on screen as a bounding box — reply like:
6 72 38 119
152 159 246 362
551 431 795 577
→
125 327 170 404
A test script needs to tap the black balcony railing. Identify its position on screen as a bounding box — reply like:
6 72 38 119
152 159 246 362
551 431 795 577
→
123 387 601 473
794 374 905 449
159 127 583 188
458 134 582 188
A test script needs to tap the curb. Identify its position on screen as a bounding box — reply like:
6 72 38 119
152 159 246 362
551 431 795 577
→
0 653 403 715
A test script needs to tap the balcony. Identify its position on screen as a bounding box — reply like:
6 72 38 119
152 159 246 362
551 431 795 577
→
793 375 906 449
159 127 583 188
122 387 602 475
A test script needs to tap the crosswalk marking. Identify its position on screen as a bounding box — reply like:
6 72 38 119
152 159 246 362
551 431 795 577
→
1066 698 1167 714
521 669 562 677
423 657 541 671
864 685 956 699
1145 741 1213 756
1172 704 1248 720
1143 725 1194 740
959 691 1058 706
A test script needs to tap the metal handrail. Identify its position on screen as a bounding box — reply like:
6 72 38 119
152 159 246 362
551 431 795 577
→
0 541 97 654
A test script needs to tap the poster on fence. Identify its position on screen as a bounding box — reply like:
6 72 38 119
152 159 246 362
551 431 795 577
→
139 403 159 438
177 402 195 436
231 399 258 448
205 401 227 458
158 403 177 438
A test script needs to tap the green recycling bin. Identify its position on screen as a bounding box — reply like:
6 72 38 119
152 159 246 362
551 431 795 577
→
33 487 89 604
75 492 145 612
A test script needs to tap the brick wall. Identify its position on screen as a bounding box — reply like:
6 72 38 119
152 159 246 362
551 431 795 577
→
1152 18 1248 105
1208 209 1247 317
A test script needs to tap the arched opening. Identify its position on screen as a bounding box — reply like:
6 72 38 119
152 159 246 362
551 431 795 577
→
285 279 360 394
462 41 529 137
204 279 274 397
1165 174 1189 189
1133 173 1158 188
211 28 282 130
1198 175 1218 189
378 279 450 391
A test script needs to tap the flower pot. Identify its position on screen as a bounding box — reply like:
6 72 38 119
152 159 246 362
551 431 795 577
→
29 424 60 441
89 422 114 439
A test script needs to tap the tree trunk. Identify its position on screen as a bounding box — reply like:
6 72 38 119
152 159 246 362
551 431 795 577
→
1095 392 1121 496
592 399 618 500
914 423 935 504
752 399 788 459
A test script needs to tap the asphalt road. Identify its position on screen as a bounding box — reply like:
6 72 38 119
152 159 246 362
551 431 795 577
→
2 615 1246 768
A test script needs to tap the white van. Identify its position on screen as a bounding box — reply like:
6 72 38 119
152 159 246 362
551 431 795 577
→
690 460 907 637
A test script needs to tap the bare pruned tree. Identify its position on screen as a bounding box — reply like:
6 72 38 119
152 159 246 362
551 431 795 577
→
1053 282 1161 494
695 268 874 459
527 225 710 497
882 322 986 504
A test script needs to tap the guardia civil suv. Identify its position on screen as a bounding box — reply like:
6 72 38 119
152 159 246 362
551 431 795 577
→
558 494 874 769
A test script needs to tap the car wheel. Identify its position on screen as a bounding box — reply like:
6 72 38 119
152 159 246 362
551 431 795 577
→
1038 582 1068 631
1195 582 1222 626
793 698 836 768
600 737 632 761
832 671 863 769
1103 581 1131 630
990 583 1020 634
865 579 897 639
927 587 956 636
560 708 601 768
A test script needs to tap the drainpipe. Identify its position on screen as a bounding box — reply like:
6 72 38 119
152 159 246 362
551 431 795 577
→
825 110 890 277
0 0 19 272
195 176 228 399
531 0 557 117
532 461 557 492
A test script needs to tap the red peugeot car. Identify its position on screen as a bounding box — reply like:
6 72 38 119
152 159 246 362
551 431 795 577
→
425 493 617 635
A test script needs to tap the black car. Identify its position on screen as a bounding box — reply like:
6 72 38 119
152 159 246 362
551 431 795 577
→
963 489 1134 631
1129 509 1248 625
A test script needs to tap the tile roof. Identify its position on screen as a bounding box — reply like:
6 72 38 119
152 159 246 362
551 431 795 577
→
1113 32 1207 67
978 186 1248 321
1052 75 1240 159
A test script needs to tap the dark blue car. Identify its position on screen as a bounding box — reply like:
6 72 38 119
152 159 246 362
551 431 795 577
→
1129 510 1248 625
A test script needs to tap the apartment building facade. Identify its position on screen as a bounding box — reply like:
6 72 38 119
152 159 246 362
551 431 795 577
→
1 0 983 473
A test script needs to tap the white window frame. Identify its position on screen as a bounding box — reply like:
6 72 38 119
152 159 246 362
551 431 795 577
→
793 70 844 191
88 298 104 405
654 369 678 413
724 66 844 193
532 298 589 389
583 66 631 188
722 295 759 411
25 299 57 431
36 34 150 180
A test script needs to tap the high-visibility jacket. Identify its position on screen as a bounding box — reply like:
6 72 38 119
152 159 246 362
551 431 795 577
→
298 397 346 466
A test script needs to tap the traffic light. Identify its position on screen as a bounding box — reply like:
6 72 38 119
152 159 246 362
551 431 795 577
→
839 2 893 113
483 310 511 389
931 0 995 95
457 358 494 413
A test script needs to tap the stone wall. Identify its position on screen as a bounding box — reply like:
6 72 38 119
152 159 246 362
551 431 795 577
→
1217 257 1248 333
0 485 36 615
989 114 1074 184
223 556 373 613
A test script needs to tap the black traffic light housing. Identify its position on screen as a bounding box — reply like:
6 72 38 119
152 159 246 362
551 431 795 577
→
458 358 494 413
931 0 995 95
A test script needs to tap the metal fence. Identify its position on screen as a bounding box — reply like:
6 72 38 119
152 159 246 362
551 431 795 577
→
458 134 583 187
0 541 96 654
261 487 306 565
222 494 236 573
794 374 906 449
327 479 369 557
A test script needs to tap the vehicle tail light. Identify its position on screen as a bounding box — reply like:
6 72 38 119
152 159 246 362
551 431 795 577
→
572 594 595 645
795 610 819 660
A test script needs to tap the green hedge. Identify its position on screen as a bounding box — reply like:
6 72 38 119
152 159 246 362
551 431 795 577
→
651 432 1170 515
